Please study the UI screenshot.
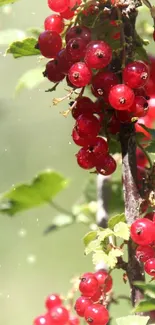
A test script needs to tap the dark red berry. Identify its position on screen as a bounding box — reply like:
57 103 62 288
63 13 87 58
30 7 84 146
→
50 306 69 325
129 96 149 117
57 48 73 74
96 155 117 176
153 30 155 42
94 270 113 292
79 273 99 297
44 15 64 33
130 218 155 245
48 0 69 13
108 115 120 134
72 127 94 147
116 110 132 123
123 61 149 89
72 97 95 119
136 148 148 168
109 84 135 110
76 147 95 169
136 245 155 263
84 40 112 69
84 304 109 325
66 37 87 62
76 114 100 137
38 31 62 58
66 26 91 44
45 294 62 311
74 296 92 317
43 60 65 82
85 137 109 159
68 62 92 87
144 258 155 276
91 71 119 100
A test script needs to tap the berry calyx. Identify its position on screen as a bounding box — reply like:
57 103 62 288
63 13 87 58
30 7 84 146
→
84 40 112 69
74 296 92 317
66 37 87 62
94 270 113 292
84 304 109 325
45 294 62 311
136 245 155 263
123 61 149 89
130 218 155 245
38 31 62 58
68 62 92 87
44 15 64 33
144 258 155 276
91 71 119 100
109 84 135 110
79 273 99 297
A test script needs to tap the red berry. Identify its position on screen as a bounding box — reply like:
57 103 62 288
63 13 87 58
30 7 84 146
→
94 270 113 292
130 218 155 245
61 7 75 19
44 15 64 33
79 273 99 297
66 37 87 62
129 96 149 117
112 32 121 40
68 62 92 87
135 122 152 141
116 110 132 123
72 96 95 119
96 155 117 176
85 137 109 159
84 304 109 325
69 315 80 325
33 314 51 325
91 287 103 302
91 71 119 100
136 148 148 168
66 26 91 44
109 84 135 110
144 258 155 276
123 61 149 89
153 30 155 41
136 245 155 263
76 147 95 169
50 306 69 325
72 127 94 147
43 60 65 83
74 296 92 317
45 294 62 311
108 115 120 134
38 31 62 58
57 49 73 74
76 114 100 137
84 40 112 69
48 0 69 13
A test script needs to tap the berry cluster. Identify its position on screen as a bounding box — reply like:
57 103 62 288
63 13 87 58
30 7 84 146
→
130 214 155 277
33 293 79 325
74 270 112 325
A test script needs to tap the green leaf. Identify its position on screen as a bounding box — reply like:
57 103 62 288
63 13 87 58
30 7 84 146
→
92 250 109 266
134 46 149 62
7 38 40 58
15 67 45 94
97 228 114 241
114 222 130 240
92 248 123 269
0 170 68 215
108 213 125 229
134 282 155 297
0 29 25 45
85 238 101 255
116 316 150 325
83 231 97 247
134 299 155 313
44 215 73 234
0 0 18 6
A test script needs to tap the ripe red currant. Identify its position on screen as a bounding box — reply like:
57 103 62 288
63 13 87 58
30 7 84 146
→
50 306 69 325
84 40 112 69
76 114 100 137
136 245 155 263
72 96 95 119
61 7 75 19
108 115 120 134
85 137 109 159
153 30 155 42
69 315 80 325
66 37 87 62
76 147 95 169
44 15 64 34
66 26 91 44
130 218 155 245
57 49 73 74
144 258 155 276
91 287 103 302
94 270 113 292
91 71 119 100
48 0 69 13
129 96 149 117
43 60 65 83
79 273 99 297
45 294 62 311
84 304 109 325
68 62 92 87
38 31 62 58
74 296 92 317
33 314 51 325
123 61 149 89
95 155 117 176
72 127 94 147
109 84 135 110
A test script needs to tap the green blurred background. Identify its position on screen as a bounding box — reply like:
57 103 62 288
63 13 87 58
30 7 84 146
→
0 1 154 325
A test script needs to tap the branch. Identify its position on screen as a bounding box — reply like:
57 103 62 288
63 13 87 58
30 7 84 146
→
96 174 111 228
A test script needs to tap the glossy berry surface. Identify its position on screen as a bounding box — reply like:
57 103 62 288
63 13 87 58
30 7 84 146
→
79 273 99 297
84 304 109 325
123 61 149 89
94 270 113 292
43 60 65 83
72 127 94 147
130 218 155 245
38 31 62 58
91 71 119 100
61 7 75 19
85 137 109 159
96 155 117 176
76 114 100 137
72 97 95 119
66 37 87 62
136 245 155 263
76 147 95 169
48 0 69 13
144 258 155 276
44 15 64 33
45 294 62 311
66 26 91 44
74 296 92 317
84 41 112 69
109 84 135 110
33 314 51 325
69 315 80 325
57 49 73 74
68 62 92 87
129 96 149 117
50 306 69 325
91 287 103 302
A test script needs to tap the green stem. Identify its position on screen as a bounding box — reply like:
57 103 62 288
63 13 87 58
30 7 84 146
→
49 201 75 218
137 142 153 168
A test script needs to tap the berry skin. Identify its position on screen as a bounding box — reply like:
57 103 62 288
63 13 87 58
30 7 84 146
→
43 60 65 83
79 273 99 297
72 127 94 147
45 294 62 311
68 62 92 87
66 37 87 62
38 31 62 58
50 306 69 325
136 245 155 263
96 155 117 176
91 287 103 302
123 61 149 89
108 115 120 134
57 49 73 75
91 71 119 100
76 114 100 137
48 0 69 13
72 96 95 119
136 148 148 168
144 258 155 276
84 41 112 69
129 96 149 117
66 26 91 44
61 7 75 19
85 137 109 159
130 218 155 245
94 270 113 292
69 315 80 325
76 147 95 169
74 296 92 317
116 110 132 123
44 15 64 34
33 314 51 325
109 84 135 110
84 304 109 325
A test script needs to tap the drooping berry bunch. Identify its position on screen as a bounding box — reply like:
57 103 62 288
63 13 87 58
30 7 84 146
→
74 270 112 325
33 293 80 325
